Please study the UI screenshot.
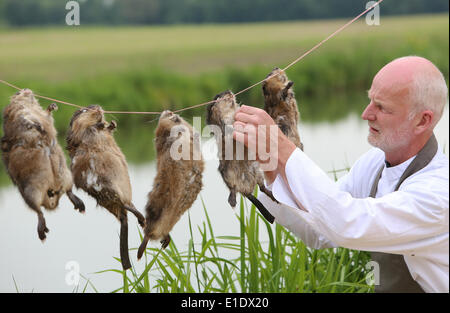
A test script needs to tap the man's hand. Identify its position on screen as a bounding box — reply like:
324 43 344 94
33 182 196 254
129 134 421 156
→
233 105 277 160
233 105 297 176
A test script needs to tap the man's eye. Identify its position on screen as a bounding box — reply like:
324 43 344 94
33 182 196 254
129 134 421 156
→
379 106 391 114
374 103 384 111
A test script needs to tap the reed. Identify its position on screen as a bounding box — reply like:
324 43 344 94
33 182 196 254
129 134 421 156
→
98 188 373 293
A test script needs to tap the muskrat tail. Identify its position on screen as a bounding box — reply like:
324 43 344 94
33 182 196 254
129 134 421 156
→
245 194 275 224
119 212 132 270
137 232 151 260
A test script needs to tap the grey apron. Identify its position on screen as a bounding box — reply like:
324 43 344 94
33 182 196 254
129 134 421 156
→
369 134 438 293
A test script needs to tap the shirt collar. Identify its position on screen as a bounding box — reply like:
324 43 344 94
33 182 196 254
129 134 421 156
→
382 154 416 182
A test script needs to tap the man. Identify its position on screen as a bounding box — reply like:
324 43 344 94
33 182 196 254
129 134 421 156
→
232 56 449 293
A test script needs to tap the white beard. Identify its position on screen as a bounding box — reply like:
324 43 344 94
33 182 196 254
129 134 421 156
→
367 121 412 152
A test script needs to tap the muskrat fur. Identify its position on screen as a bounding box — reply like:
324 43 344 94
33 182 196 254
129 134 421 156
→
66 105 145 270
206 90 275 223
1 89 85 241
262 68 303 150
137 110 204 259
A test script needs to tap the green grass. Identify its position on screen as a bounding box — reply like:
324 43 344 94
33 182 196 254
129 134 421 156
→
96 190 373 293
0 14 448 82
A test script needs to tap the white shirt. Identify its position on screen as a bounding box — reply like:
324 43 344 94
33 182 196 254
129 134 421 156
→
258 147 449 293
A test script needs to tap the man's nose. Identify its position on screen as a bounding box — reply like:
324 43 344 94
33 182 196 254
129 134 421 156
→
362 102 376 121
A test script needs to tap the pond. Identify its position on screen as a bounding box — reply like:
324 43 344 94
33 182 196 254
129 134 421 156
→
0 105 448 292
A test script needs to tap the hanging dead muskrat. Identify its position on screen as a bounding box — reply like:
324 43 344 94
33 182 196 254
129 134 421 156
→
137 110 204 259
262 68 304 150
66 105 145 270
1 88 85 241
206 90 275 223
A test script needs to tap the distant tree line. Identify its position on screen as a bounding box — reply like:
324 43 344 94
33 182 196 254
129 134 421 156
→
0 0 448 26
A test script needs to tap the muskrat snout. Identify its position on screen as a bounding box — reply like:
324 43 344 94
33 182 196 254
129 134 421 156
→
92 106 104 115
14 88 34 98
88 105 105 122
160 110 174 119
22 88 33 97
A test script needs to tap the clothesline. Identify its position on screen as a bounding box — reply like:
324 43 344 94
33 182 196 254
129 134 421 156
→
0 0 384 116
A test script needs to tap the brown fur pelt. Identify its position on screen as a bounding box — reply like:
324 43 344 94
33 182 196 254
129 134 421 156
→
66 105 145 270
206 90 275 223
1 89 84 241
262 68 303 150
137 110 204 259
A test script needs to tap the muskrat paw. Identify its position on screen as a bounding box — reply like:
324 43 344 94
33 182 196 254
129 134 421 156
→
107 120 117 131
38 225 49 241
47 103 58 112
160 235 171 250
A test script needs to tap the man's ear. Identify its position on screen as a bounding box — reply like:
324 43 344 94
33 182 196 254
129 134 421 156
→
414 110 434 135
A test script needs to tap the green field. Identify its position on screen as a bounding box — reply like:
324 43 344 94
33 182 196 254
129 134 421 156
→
1 14 448 82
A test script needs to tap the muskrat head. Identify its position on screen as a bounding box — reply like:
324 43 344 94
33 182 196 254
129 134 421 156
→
155 110 190 151
262 68 294 101
70 105 105 129
159 110 181 124
67 105 106 147
156 110 183 137
206 90 238 127
10 88 38 107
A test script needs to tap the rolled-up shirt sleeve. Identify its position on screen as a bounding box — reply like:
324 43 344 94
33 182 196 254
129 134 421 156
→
270 148 449 254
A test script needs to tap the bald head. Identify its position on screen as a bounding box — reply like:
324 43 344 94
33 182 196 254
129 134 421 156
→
375 56 425 86
378 56 437 80
375 56 448 128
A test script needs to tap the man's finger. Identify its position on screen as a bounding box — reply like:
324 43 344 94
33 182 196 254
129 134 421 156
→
237 105 263 115
233 130 248 145
233 121 257 134
233 121 246 132
235 112 259 125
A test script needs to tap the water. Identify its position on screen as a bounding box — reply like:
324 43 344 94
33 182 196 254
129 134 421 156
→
0 107 448 292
